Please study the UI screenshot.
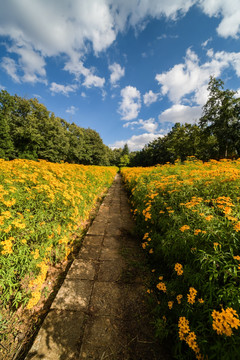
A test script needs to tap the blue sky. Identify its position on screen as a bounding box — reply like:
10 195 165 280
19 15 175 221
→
0 0 240 151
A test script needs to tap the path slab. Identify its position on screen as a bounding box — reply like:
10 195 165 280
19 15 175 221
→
51 279 93 311
66 259 96 281
26 310 84 360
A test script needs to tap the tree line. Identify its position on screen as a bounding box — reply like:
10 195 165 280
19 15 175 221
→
0 90 126 166
130 77 240 166
1 77 239 167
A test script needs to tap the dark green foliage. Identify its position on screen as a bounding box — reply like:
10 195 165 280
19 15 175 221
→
0 90 114 165
130 77 240 166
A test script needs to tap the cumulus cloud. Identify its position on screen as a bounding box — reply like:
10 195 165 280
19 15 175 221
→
110 132 162 152
123 118 158 133
156 47 240 106
143 90 159 106
199 0 240 38
109 62 125 86
50 82 78 96
64 58 105 88
118 85 141 120
1 57 20 83
158 104 202 124
66 105 78 115
1 0 240 87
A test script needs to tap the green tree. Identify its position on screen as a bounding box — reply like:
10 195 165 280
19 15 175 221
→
199 76 240 158
0 90 15 159
119 154 130 167
122 143 130 156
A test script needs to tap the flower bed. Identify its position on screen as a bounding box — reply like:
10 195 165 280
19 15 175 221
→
121 158 240 360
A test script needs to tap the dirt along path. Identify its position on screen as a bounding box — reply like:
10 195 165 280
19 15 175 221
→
25 174 170 360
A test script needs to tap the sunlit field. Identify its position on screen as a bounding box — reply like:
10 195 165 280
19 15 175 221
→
121 158 240 360
0 159 117 355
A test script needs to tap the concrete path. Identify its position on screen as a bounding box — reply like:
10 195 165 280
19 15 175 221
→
25 174 169 360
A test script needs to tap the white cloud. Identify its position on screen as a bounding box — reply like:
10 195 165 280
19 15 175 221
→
143 90 159 106
156 48 240 106
1 57 20 83
0 83 5 90
50 82 78 96
199 0 240 38
66 105 78 115
123 118 158 133
109 62 125 86
64 58 105 88
201 37 212 48
1 0 240 87
234 88 240 99
118 85 141 120
158 104 202 124
81 92 87 98
110 132 162 151
157 34 179 40
111 0 195 32
8 44 47 84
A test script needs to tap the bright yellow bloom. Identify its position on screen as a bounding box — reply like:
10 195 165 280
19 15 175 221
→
168 301 174 309
156 282 167 293
180 225 190 232
187 287 197 304
174 263 183 275
176 294 183 304
212 308 240 336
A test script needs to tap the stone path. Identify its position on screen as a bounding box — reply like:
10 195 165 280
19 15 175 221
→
25 174 170 360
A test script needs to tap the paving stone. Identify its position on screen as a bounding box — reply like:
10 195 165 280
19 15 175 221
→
105 223 122 236
83 234 103 247
25 310 85 360
79 316 127 360
89 282 123 317
87 221 106 235
66 259 96 280
97 259 125 282
103 235 121 250
100 246 121 260
77 244 101 260
51 279 93 311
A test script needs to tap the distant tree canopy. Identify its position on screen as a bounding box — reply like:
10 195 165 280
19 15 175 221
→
1 77 240 167
130 77 240 166
0 90 122 166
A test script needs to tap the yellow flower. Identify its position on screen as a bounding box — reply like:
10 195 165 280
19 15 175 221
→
174 263 183 275
234 222 240 232
180 225 190 232
194 229 202 235
168 301 174 309
213 242 221 250
212 308 240 336
187 287 197 304
205 215 213 221
176 294 183 304
156 282 167 293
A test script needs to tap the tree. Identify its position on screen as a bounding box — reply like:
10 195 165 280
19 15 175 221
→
0 90 15 159
119 154 130 167
122 143 130 156
199 76 240 159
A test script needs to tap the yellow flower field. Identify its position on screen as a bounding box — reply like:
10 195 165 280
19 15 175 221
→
121 158 240 360
0 159 117 355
